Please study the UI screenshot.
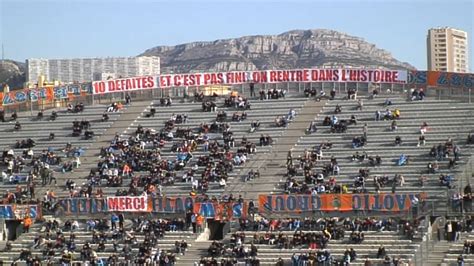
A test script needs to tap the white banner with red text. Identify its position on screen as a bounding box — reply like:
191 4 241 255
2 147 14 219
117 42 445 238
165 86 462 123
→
106 196 150 212
92 68 408 95
93 76 157 95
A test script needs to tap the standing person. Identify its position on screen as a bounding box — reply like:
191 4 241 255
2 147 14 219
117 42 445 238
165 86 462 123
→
446 221 453 241
196 214 204 233
23 215 32 233
363 123 368 139
330 88 336 100
111 213 119 230
48 169 56 185
248 200 255 217
28 182 35 199
185 211 192 231
287 151 293 165
41 167 48 186
455 220 463 242
118 213 124 230
357 99 364 110
125 94 131 105
249 83 255 97
191 213 197 233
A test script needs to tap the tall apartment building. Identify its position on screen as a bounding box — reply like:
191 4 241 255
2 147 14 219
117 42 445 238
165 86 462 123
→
26 56 160 84
427 27 469 73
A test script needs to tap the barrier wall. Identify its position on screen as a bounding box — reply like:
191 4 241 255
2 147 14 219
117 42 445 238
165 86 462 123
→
0 205 40 220
259 193 426 213
47 193 428 220
54 196 246 220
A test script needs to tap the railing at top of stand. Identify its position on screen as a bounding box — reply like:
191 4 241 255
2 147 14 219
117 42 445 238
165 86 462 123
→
447 107 474 217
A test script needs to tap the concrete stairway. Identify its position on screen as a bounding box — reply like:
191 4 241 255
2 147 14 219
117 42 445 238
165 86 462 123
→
424 240 452 265
178 240 212 266
441 233 474 265
225 99 327 201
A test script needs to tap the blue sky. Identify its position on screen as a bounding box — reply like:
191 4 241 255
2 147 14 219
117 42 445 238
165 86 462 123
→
1 0 473 70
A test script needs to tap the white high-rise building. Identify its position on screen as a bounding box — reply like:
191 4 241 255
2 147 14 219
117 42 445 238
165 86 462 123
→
26 56 160 84
427 27 469 73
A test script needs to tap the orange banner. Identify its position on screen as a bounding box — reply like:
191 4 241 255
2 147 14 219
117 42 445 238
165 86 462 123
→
259 193 426 213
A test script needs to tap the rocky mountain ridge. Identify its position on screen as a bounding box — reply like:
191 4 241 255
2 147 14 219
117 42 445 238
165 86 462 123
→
140 29 414 73
0 60 26 90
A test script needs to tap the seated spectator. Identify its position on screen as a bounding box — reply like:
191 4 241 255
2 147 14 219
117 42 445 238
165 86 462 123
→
448 158 457 169
259 134 272 146
50 111 58 121
383 109 393 120
349 115 357 125
392 109 401 119
275 116 288 127
331 120 347 133
419 89 426 100
347 88 357 100
102 113 109 122
352 136 367 148
418 135 426 147
383 98 392 106
420 122 429 135
216 111 227 122
67 103 74 113
319 89 327 99
463 240 472 254
371 88 379 99
427 161 439 174
304 87 317 98
352 151 367 162
11 111 18 121
84 130 94 140
72 156 81 168
287 108 297 120
320 140 333 150
467 133 474 144
75 102 85 112
194 91 205 101
62 161 74 173
14 121 21 130
323 116 331 126
410 88 418 100
219 178 226 188
232 112 242 122
395 136 402 146
162 97 172 106
250 120 260 133
377 245 387 258
350 231 364 244
37 110 44 120
397 154 409 166
72 126 82 137
307 121 317 133
391 120 397 131
440 174 454 188
375 110 381 121
334 104 342 114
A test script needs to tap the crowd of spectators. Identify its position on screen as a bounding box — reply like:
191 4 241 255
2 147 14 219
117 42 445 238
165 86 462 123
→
3 88 474 266
280 88 471 199
11 216 187 265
